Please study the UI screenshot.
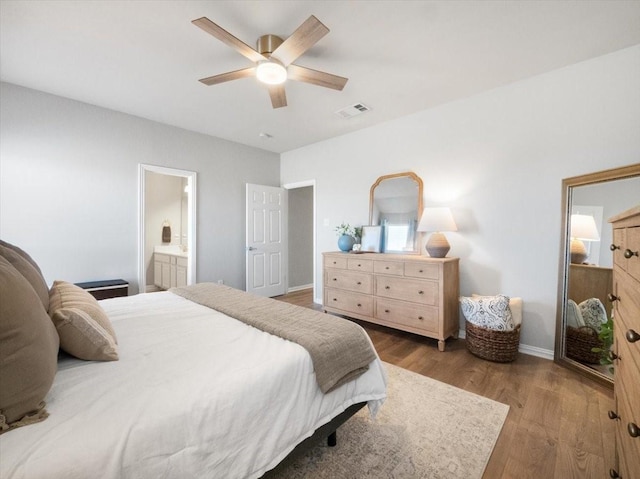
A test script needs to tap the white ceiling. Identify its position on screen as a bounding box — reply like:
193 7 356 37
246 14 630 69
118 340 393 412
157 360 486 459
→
2 1 639 154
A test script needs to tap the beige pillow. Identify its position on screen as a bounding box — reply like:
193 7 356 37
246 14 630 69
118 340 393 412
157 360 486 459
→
0 242 49 312
0 256 59 433
49 281 118 361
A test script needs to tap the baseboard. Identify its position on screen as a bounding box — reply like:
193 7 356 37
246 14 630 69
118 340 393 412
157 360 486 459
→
287 283 314 293
457 329 554 360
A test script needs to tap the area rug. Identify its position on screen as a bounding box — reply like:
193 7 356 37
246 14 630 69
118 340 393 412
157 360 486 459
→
278 363 509 479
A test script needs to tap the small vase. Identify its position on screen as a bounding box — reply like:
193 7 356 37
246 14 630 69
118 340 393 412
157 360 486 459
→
338 234 355 252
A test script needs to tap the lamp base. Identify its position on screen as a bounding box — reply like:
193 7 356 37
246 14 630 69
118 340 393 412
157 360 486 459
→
570 238 588 264
426 232 450 258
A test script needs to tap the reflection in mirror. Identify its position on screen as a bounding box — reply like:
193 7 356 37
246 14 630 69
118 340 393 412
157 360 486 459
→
369 172 423 253
555 164 640 386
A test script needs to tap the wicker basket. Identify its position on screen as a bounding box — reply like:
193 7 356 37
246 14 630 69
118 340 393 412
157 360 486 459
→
465 321 521 362
566 326 603 364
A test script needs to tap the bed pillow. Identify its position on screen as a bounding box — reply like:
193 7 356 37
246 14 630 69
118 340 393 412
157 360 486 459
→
460 294 515 331
579 298 607 333
49 280 118 361
0 242 49 312
565 299 585 328
0 256 59 434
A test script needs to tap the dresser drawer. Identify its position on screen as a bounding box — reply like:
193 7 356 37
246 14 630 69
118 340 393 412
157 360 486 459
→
324 288 374 316
615 322 640 396
614 387 640 476
347 258 374 273
374 260 404 276
615 276 640 333
376 297 438 333
324 270 373 295
404 262 440 280
325 255 348 269
626 226 640 282
375 276 438 305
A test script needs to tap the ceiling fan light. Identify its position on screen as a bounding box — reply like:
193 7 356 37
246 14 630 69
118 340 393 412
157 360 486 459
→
256 61 287 85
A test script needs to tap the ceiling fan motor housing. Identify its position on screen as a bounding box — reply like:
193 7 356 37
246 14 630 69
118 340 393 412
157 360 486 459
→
257 34 283 57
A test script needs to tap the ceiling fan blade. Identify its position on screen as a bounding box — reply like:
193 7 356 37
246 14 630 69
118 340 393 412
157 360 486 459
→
268 85 287 109
192 17 267 63
271 15 329 66
199 67 256 86
287 64 348 91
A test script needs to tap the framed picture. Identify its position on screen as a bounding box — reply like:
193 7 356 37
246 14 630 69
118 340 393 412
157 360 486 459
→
361 225 383 253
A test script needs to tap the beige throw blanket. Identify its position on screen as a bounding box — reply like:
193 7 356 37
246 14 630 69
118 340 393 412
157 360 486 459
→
171 283 376 393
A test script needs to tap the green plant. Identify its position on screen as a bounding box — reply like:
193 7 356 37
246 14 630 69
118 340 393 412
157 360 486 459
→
591 315 614 374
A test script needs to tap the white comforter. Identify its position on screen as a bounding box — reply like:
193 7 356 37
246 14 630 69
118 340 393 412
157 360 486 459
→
0 292 387 479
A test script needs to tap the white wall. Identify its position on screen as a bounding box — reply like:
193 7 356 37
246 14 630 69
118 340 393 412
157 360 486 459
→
281 45 640 355
0 82 280 293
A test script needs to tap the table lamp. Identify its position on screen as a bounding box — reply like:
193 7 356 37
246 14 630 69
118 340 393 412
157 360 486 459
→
417 207 457 258
569 214 600 264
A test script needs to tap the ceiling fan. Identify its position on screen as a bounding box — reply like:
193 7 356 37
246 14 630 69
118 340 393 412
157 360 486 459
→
192 15 348 109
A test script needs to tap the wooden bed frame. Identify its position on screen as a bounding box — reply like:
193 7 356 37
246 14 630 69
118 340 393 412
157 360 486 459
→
261 402 366 477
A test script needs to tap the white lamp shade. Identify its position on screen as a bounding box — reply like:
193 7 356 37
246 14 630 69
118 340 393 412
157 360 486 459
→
417 207 457 232
570 214 600 241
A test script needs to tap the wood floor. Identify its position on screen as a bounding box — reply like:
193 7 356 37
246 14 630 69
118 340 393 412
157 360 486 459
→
276 289 615 479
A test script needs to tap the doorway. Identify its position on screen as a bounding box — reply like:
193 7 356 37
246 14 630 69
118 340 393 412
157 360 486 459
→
138 164 197 293
284 180 316 302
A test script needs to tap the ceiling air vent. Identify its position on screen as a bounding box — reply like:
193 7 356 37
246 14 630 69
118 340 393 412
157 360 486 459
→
335 103 371 119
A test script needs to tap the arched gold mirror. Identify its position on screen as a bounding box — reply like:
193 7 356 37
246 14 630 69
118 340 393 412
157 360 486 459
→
369 172 423 254
555 163 640 386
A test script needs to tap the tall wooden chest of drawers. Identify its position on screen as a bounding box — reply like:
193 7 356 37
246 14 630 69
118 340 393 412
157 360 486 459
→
609 206 640 479
323 252 460 351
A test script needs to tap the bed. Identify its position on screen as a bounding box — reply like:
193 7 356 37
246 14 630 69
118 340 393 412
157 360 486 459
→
0 249 387 479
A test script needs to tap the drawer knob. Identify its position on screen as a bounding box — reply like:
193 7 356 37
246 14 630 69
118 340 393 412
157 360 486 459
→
624 248 638 259
608 410 620 420
332 278 337 281
609 469 620 478
357 281 362 285
385 266 390 269
628 422 639 438
385 286 390 290
357 263 361 267
332 298 338 302
626 329 640 343
419 269 424 273
384 309 390 313
357 303 362 307
418 290 424 295
607 293 619 303
610 244 621 251
333 261 337 264
608 350 619 361
418 316 424 320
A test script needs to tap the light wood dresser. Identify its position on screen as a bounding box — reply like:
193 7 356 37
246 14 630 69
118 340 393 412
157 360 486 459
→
608 205 640 479
322 252 460 351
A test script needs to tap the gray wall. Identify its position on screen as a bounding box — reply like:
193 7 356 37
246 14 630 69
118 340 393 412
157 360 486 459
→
288 186 313 289
0 82 280 293
282 45 640 356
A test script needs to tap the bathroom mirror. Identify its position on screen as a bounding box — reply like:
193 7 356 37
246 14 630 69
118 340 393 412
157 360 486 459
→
369 172 423 254
555 163 640 386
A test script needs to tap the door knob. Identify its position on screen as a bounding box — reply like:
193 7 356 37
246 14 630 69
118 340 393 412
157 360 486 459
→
610 244 620 251
608 410 619 420
624 248 638 259
626 329 640 343
607 293 619 303
628 422 639 438
246 246 257 251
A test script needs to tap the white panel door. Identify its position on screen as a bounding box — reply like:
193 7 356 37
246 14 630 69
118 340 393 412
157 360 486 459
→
246 184 287 297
